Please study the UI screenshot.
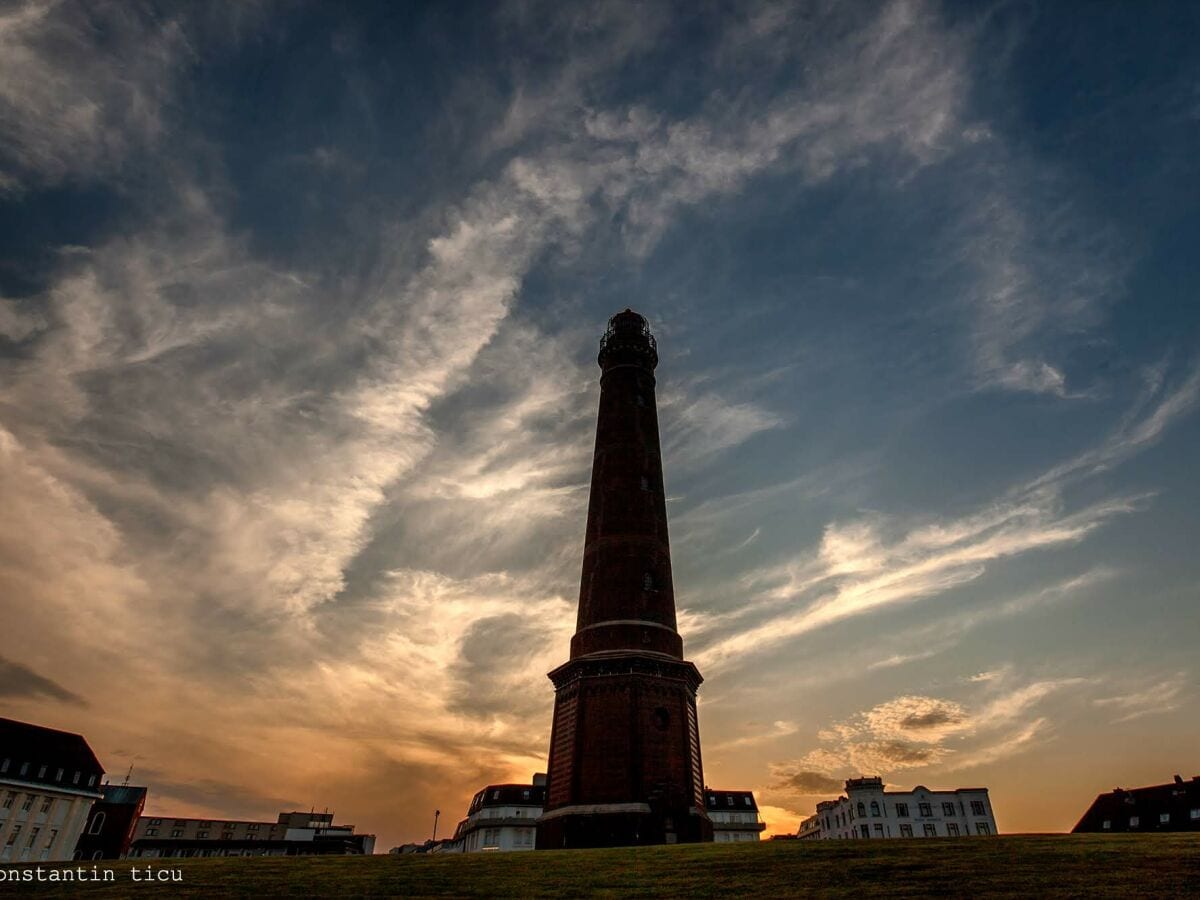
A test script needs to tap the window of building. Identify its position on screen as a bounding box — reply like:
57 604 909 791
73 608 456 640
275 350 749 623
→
857 802 866 817
149 819 162 826
225 822 236 829
1102 820 1111 830
0 759 7 773
1129 816 1139 828
6 825 21 846
55 768 63 782
2 792 15 810
869 801 879 816
976 822 991 835
20 795 34 812
72 772 80 785
873 824 884 837
1191 809 1200 820
947 823 959 836
918 803 932 817
175 820 188 827
726 795 734 807
40 798 53 814
87 775 96 787
247 824 260 831
199 821 212 828
197 831 209 839
522 790 530 801
492 791 500 800
25 827 39 848
19 763 29 776
970 800 986 816
744 797 752 807
636 394 647 408
171 829 184 839
37 765 47 778
44 829 57 850
923 824 937 837
88 812 106 835
640 475 651 491
1160 813 1170 824
942 802 956 816
900 824 913 838
859 824 869 838
145 828 159 837
643 572 656 591
221 832 233 840
895 802 909 818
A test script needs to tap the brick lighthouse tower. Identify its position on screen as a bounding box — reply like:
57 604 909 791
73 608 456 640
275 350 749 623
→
537 310 712 849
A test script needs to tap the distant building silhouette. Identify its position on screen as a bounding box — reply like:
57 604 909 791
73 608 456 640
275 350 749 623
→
444 776 762 853
798 777 997 839
73 784 147 860
1072 774 1200 833
538 310 712 849
0 717 105 862
128 810 374 857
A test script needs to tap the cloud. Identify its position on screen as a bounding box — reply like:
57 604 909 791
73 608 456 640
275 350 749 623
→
0 656 87 706
779 676 1082 783
777 770 843 795
694 489 1145 673
0 0 190 189
1093 673 1189 724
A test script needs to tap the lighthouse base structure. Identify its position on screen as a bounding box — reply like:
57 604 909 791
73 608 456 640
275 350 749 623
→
536 653 713 850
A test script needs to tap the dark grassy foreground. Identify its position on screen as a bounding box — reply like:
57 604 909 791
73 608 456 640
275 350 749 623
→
2 834 1198 898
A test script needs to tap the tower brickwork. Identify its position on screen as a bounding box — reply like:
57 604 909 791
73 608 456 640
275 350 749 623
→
537 310 711 850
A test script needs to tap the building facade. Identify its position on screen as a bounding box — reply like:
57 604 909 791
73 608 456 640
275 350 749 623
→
73 784 147 860
128 810 375 857
449 779 547 853
538 310 712 850
703 790 767 842
0 717 105 863
1072 775 1200 833
797 777 997 840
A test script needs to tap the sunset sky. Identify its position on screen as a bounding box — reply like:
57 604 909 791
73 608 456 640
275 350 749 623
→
2 1 1198 850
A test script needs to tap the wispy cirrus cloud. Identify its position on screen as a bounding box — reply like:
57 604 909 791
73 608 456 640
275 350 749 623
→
1094 673 1190 724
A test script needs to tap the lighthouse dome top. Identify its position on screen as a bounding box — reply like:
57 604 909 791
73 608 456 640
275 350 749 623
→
598 308 658 370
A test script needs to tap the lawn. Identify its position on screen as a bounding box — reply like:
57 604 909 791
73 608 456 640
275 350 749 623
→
1 834 1197 898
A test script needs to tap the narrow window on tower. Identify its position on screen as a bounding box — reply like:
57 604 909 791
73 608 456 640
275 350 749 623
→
643 571 656 591
636 393 647 407
640 475 651 491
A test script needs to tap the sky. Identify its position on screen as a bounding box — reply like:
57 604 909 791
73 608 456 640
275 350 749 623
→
1 0 1198 850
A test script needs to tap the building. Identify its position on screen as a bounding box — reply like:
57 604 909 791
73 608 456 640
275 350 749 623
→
73 784 147 860
0 717 105 863
128 810 375 857
538 310 712 849
797 777 997 839
702 790 767 842
1072 775 1200 833
448 777 547 853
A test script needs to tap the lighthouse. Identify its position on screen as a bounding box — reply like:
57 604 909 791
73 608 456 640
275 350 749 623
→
537 310 712 849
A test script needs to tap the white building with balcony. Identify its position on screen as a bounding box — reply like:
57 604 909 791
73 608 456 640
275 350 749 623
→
0 717 105 863
798 777 997 839
448 777 546 853
703 789 767 842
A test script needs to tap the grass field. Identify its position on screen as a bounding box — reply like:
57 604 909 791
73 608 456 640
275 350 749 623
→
2 834 1197 898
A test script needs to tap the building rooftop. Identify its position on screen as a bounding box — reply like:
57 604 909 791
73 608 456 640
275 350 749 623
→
0 716 104 790
703 789 759 812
